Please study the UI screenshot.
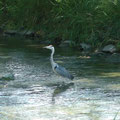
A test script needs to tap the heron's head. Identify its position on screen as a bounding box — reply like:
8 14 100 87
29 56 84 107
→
43 45 54 50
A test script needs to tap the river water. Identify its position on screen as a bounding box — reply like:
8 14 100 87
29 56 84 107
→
0 37 120 120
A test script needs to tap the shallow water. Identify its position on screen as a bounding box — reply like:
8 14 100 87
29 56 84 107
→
0 37 120 120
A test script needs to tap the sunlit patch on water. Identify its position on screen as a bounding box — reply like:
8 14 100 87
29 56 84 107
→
0 88 120 120
106 84 120 91
101 72 120 77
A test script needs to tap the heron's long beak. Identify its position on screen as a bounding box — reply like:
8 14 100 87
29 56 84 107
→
43 46 47 48
43 46 50 49
43 45 52 49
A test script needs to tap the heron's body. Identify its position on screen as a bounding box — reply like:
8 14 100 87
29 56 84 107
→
44 45 74 80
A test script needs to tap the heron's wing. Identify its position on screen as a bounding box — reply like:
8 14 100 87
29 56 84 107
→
54 65 74 80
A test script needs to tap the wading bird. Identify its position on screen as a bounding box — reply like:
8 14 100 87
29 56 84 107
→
43 45 74 80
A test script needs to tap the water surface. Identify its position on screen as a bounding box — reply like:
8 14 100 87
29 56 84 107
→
0 37 120 120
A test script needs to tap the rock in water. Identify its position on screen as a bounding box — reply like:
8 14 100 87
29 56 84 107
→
102 44 116 53
80 43 91 51
0 73 15 80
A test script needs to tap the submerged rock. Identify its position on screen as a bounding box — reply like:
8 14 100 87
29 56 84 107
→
0 73 15 80
102 44 116 53
106 53 120 63
91 51 106 57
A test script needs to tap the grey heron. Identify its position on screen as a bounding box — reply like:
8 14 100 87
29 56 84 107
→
43 45 74 80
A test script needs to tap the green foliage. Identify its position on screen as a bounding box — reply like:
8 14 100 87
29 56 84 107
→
51 0 101 46
0 0 54 29
0 0 120 47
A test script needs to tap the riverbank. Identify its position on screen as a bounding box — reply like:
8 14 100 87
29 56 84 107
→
0 29 119 55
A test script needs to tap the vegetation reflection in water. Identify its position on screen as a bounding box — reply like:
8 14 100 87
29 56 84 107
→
0 37 120 120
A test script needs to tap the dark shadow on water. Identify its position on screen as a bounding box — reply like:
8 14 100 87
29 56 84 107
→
52 82 74 103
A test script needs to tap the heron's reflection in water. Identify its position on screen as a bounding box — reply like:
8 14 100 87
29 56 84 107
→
52 82 74 103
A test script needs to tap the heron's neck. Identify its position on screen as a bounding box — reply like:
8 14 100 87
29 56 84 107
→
50 48 55 65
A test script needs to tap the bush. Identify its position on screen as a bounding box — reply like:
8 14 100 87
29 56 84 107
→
0 0 120 47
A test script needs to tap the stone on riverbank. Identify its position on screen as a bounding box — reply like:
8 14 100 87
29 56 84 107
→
102 44 116 53
80 43 91 51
